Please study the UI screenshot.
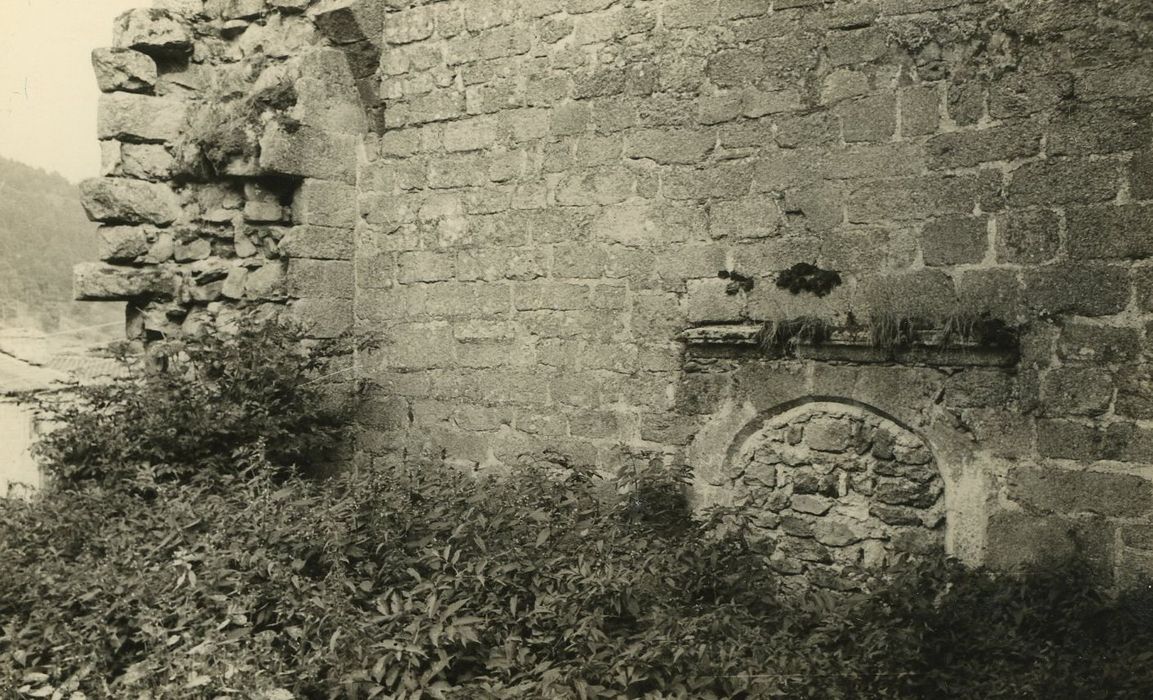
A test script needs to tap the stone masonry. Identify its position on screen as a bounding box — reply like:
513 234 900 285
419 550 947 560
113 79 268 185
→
725 402 945 592
80 0 1153 585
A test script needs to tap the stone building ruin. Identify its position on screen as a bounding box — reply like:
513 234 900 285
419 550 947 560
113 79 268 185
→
77 0 1153 589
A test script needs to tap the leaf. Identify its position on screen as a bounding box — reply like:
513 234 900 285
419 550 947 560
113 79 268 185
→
185 673 211 689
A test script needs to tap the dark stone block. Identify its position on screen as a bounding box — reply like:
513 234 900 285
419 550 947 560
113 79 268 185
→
997 208 1060 264
1024 263 1130 317
926 124 1041 169
870 503 923 526
1067 204 1153 261
875 479 941 508
922 216 988 266
1008 158 1120 206
1039 366 1115 417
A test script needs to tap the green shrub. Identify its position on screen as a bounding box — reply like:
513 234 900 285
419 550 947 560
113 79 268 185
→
31 321 347 486
3 320 1153 698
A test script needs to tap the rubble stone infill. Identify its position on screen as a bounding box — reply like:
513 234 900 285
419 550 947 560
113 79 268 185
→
729 405 944 593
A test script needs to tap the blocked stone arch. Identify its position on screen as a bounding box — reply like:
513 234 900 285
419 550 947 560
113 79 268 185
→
688 394 994 578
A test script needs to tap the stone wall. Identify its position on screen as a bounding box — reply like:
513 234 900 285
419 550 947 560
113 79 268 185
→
351 0 1153 582
77 0 377 367
81 0 1153 584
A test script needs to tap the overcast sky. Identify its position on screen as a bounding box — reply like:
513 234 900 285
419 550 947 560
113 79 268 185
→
0 0 144 182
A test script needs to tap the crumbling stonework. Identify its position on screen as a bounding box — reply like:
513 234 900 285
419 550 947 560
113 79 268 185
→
80 0 1153 586
76 0 378 356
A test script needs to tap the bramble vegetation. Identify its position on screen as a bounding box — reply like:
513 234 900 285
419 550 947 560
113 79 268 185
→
2 321 1151 698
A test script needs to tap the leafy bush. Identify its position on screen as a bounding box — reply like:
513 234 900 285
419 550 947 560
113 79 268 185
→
31 321 347 485
3 320 1153 698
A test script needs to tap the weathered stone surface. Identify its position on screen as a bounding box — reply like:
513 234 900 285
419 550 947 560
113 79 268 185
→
847 173 995 223
996 209 1059 264
280 225 354 260
314 0 385 45
926 124 1042 169
244 262 287 300
91 48 157 93
791 494 835 515
921 216 988 266
805 418 853 452
291 48 370 134
837 94 896 143
858 269 958 317
869 503 922 526
288 297 352 338
1056 325 1139 366
218 0 267 20
781 537 834 564
875 480 940 508
259 124 358 184
1066 204 1153 261
813 520 865 547
900 84 940 136
120 144 177 180
1040 367 1115 417
292 179 357 229
97 226 151 262
286 259 354 299
1036 420 1118 462
1007 158 1119 206
113 9 192 54
1048 102 1152 156
74 262 176 301
221 267 248 300
1009 466 1153 517
80 178 182 225
1023 264 1130 317
175 238 212 262
988 73 1072 119
243 201 285 223
97 93 188 143
1130 149 1153 201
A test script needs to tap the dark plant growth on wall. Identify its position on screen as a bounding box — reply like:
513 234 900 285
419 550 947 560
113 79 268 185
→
718 269 755 296
775 263 843 298
178 71 300 178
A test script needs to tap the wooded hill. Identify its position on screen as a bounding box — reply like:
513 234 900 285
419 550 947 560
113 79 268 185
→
0 156 120 334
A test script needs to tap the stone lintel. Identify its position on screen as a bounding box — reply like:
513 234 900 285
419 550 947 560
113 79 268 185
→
678 324 1018 367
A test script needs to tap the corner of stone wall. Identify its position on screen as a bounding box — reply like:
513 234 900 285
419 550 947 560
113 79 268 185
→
76 1 380 408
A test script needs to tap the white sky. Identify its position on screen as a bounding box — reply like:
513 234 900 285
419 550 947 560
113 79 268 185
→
0 0 145 182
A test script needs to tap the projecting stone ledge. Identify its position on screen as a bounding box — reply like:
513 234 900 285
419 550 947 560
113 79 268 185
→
97 93 187 143
80 177 182 226
678 324 1018 368
113 8 192 56
74 262 177 301
91 48 157 93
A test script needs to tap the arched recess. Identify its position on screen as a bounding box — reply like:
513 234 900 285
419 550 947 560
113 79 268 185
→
688 395 992 571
